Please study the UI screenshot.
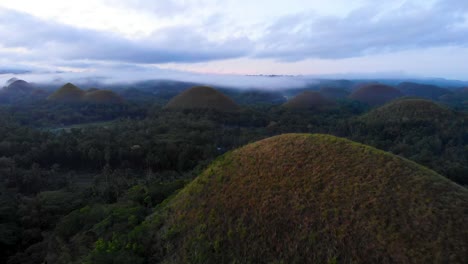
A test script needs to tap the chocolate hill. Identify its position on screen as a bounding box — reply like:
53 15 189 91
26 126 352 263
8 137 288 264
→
47 83 85 102
349 84 403 106
151 134 468 263
164 86 239 112
361 98 455 123
47 83 123 104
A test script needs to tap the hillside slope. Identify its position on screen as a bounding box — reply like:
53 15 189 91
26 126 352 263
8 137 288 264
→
152 134 468 263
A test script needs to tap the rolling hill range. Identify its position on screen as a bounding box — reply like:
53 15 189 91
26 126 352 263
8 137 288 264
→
282 91 336 110
164 86 240 111
47 83 123 104
150 134 468 263
349 84 403 106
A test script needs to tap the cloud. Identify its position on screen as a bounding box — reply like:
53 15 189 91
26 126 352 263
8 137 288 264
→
0 0 467 82
0 8 252 64
103 0 217 17
254 0 468 61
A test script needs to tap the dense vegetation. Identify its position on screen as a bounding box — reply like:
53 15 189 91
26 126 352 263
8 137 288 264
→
0 80 467 263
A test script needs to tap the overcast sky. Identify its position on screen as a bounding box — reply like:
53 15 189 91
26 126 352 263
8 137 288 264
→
0 0 467 83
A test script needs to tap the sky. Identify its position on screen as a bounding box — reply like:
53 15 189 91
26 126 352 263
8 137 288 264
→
0 0 467 84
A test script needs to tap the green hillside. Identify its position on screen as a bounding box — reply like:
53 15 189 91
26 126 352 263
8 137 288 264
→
152 134 468 263
164 86 240 112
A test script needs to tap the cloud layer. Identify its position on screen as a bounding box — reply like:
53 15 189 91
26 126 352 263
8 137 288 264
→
0 0 467 79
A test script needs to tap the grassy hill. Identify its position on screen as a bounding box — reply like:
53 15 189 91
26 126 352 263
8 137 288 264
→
283 91 335 110
47 83 85 102
151 134 468 263
361 98 455 123
83 89 124 104
349 84 403 106
164 86 240 112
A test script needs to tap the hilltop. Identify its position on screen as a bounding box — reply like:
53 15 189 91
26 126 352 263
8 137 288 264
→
151 134 468 263
361 98 455 123
282 91 335 110
349 84 403 106
47 83 85 102
164 86 240 111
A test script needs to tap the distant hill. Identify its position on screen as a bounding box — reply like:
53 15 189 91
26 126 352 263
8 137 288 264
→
83 90 124 104
361 98 455 123
5 77 19 86
438 87 468 111
283 91 335 110
397 82 452 100
47 84 123 104
0 79 47 103
319 87 350 100
47 83 85 102
151 134 468 263
164 86 240 111
349 84 403 106
2 80 35 95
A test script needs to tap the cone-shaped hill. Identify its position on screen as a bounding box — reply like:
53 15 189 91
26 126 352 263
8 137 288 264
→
349 84 403 106
47 83 85 102
83 89 123 104
152 134 468 263
164 86 240 112
361 98 456 123
4 80 34 94
282 91 335 110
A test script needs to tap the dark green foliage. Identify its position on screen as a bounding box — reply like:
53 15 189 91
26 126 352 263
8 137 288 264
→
0 87 466 263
